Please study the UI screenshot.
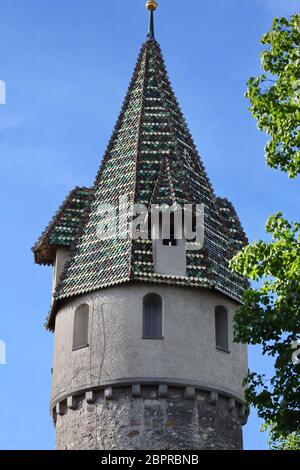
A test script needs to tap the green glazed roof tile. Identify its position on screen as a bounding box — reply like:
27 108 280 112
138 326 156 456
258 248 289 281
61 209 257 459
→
34 37 248 330
32 187 94 266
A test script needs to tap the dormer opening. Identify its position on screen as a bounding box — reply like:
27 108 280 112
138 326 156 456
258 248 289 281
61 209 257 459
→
152 206 186 276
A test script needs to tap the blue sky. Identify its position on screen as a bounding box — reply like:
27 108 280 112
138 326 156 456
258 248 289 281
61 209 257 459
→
0 0 299 450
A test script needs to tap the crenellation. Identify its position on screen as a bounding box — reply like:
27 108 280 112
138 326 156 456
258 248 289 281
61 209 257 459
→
228 398 236 412
208 391 218 406
104 387 113 401
67 396 77 410
184 386 196 400
56 402 65 416
158 384 168 398
54 385 244 450
85 391 95 404
52 384 246 421
132 384 142 398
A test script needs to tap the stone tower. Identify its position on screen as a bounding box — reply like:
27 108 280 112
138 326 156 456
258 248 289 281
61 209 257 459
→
33 2 249 450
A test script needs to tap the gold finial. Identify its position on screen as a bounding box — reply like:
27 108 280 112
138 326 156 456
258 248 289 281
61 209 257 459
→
146 1 158 11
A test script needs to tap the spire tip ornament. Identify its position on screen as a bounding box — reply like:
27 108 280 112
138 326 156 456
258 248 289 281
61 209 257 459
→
146 1 158 11
146 1 158 38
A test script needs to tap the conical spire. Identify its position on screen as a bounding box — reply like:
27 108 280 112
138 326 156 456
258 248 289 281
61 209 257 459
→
39 6 248 330
146 1 158 39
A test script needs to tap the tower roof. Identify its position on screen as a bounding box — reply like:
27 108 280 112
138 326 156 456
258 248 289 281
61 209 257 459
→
32 187 94 266
34 6 248 330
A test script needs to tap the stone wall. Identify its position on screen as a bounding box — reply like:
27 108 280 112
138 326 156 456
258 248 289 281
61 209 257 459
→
55 385 246 450
52 283 248 449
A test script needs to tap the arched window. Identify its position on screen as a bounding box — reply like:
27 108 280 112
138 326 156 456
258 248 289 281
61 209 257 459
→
215 306 229 352
143 294 163 339
73 304 89 351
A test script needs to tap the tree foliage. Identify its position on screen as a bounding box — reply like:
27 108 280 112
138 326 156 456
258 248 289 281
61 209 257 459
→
246 14 300 177
261 422 300 450
231 214 300 436
231 14 300 440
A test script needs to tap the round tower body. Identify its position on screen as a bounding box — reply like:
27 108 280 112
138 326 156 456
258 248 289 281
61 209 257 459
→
33 5 250 451
51 283 248 450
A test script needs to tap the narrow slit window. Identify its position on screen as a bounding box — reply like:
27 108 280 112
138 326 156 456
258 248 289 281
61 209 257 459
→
73 304 89 351
143 294 163 339
215 306 229 352
160 212 178 247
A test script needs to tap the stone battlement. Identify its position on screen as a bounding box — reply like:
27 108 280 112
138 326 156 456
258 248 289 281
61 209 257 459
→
53 384 248 450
